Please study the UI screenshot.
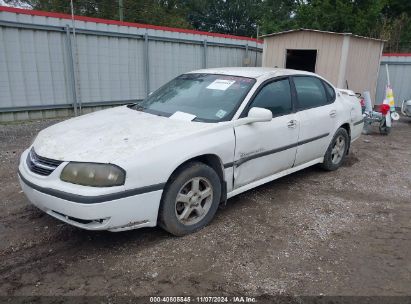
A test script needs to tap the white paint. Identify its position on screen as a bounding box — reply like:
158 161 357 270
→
33 106 212 164
19 175 161 232
338 89 356 96
294 103 335 167
234 112 298 188
19 67 362 232
228 158 324 198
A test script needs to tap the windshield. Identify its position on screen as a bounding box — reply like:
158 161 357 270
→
135 73 256 122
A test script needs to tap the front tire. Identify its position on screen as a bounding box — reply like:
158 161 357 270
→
320 128 349 171
158 162 221 236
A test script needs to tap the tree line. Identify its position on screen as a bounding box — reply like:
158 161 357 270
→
5 0 411 52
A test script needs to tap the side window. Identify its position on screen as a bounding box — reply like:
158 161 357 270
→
323 80 336 103
294 76 328 110
249 79 292 117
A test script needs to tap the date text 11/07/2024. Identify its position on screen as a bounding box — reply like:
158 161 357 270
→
149 296 257 303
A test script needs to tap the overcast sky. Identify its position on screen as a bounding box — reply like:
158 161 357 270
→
0 0 32 8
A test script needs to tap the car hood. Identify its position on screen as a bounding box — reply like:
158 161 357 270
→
33 106 215 163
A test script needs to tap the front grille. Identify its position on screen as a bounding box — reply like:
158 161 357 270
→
26 148 63 176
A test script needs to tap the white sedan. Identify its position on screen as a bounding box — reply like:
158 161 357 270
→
18 68 363 236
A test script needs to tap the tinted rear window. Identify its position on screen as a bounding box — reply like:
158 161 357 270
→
323 80 336 102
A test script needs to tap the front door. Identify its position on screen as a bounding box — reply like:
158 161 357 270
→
233 77 299 189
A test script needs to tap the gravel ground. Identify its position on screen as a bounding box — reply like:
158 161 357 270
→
0 116 410 297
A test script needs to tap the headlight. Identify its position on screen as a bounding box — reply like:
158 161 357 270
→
60 162 126 187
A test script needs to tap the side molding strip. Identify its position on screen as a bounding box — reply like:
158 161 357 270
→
297 133 330 146
18 171 165 204
223 162 234 169
224 133 329 168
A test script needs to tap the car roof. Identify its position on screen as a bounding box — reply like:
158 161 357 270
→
186 67 316 79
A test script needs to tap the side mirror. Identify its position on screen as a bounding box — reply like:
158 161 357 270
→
247 107 272 122
233 107 272 127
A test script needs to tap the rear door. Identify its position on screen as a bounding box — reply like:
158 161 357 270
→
292 76 337 166
233 77 299 189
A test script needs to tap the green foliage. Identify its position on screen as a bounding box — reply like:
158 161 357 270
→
293 0 388 38
4 0 411 51
259 0 297 34
4 0 191 28
185 0 262 36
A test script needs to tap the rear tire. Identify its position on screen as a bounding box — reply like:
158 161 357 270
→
158 162 221 236
320 128 349 171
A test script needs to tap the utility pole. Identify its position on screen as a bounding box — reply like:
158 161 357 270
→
70 0 81 115
119 0 124 22
255 25 259 66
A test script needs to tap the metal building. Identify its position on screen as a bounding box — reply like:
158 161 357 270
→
376 54 411 106
0 6 262 121
261 29 384 100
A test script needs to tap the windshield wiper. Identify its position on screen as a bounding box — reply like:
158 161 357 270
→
130 104 169 118
131 104 145 111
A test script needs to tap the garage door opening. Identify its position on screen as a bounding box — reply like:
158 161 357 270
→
286 49 317 72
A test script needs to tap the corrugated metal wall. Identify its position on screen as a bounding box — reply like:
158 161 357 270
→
75 32 147 103
0 8 262 121
345 36 383 100
0 26 71 109
376 55 411 106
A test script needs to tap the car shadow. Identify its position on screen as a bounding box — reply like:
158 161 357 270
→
216 165 326 217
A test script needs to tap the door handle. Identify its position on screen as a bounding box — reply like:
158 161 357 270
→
287 120 297 128
329 110 337 117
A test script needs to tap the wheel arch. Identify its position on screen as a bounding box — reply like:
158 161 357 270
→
165 154 227 203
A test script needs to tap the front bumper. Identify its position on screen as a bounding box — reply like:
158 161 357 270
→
18 150 163 232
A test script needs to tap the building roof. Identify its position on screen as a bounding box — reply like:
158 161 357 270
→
260 28 385 42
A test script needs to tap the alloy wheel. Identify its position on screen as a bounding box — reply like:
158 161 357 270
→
331 135 346 164
174 177 213 225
